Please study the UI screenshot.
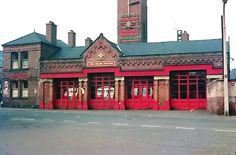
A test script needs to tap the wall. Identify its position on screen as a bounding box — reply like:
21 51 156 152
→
207 80 236 115
2 44 41 108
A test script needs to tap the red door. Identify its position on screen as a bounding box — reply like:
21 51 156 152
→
170 71 206 110
89 73 115 110
126 77 154 110
54 79 78 109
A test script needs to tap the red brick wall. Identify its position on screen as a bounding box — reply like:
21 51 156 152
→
2 44 42 107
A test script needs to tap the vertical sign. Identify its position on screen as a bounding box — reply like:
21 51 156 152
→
119 14 141 42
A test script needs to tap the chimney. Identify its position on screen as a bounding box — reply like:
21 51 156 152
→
68 30 76 47
177 30 189 41
46 21 57 45
181 31 189 41
85 37 93 47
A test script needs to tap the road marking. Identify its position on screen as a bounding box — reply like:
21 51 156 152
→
87 122 101 124
141 125 160 128
112 123 129 126
63 120 77 123
44 119 55 122
10 117 36 121
215 129 236 133
175 127 195 130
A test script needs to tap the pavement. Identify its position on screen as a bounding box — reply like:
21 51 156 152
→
0 108 236 155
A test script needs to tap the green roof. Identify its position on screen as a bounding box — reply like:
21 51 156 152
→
2 32 68 48
47 47 86 60
118 39 223 56
46 38 223 60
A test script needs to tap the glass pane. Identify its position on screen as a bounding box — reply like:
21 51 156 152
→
142 87 146 97
104 86 109 100
110 87 114 99
198 83 206 91
189 84 196 92
12 61 19 69
12 89 18 98
11 52 18 59
190 91 196 99
21 52 28 59
22 89 28 97
127 87 132 99
134 88 139 96
180 85 187 92
198 92 206 99
149 87 153 97
21 81 28 88
172 91 178 99
97 87 102 98
22 60 28 69
11 81 18 88
180 91 187 99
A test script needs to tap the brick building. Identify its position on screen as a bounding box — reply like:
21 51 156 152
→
0 51 2 102
1 0 234 113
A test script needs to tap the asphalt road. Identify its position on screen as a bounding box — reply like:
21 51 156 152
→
0 108 236 155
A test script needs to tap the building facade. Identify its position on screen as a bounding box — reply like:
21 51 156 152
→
2 0 233 113
2 25 225 111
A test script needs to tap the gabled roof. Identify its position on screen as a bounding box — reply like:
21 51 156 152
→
44 33 122 60
80 33 123 57
2 32 68 48
118 39 223 56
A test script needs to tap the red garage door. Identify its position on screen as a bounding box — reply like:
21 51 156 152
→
54 79 78 109
89 73 115 110
126 77 154 110
170 71 207 110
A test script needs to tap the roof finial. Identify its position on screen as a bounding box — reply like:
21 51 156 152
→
34 28 36 32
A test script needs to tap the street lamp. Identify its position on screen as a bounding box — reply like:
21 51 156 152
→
222 0 229 116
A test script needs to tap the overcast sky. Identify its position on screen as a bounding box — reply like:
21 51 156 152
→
1 0 235 68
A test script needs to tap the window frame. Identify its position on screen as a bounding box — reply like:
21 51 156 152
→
11 81 19 98
20 81 28 98
11 52 19 69
21 51 29 69
10 81 29 98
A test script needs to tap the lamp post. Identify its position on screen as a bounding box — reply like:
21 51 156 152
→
222 0 229 116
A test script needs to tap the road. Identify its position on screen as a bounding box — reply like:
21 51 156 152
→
0 108 236 155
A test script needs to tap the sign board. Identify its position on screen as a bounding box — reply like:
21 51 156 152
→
119 14 141 42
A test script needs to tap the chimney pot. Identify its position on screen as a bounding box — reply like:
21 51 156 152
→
181 31 189 41
46 21 57 45
85 37 93 47
68 30 76 47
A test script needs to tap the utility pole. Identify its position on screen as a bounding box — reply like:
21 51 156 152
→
222 0 229 116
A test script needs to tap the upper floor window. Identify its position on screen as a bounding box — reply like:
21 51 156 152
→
11 52 19 69
21 52 28 69
11 52 29 69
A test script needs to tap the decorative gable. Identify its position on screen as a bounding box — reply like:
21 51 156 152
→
83 34 121 68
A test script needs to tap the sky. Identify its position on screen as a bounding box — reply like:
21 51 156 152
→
0 0 235 68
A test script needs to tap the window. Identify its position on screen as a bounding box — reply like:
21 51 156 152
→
11 81 28 98
21 81 28 97
11 52 19 69
21 52 28 69
170 71 206 99
11 52 29 69
11 81 19 98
